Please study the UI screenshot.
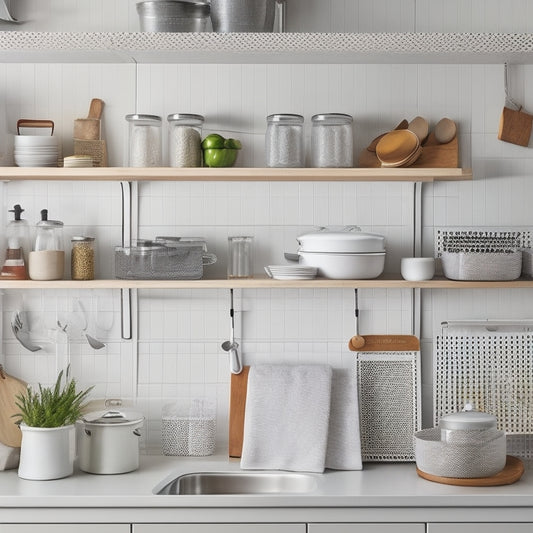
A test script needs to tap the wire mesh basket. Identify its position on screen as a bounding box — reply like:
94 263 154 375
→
440 250 522 281
356 351 420 462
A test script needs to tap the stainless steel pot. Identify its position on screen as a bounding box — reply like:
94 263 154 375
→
210 0 276 32
76 409 144 474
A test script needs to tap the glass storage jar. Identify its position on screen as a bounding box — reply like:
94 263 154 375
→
71 236 95 280
265 113 304 167
311 113 353 168
28 209 65 281
167 113 204 167
125 114 162 167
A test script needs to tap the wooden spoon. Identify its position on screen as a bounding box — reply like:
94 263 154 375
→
434 117 457 144
408 116 429 144
367 119 408 152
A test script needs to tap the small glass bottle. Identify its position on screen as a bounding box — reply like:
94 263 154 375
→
167 114 204 167
311 113 353 168
125 114 162 167
265 114 304 168
227 236 254 279
71 236 95 280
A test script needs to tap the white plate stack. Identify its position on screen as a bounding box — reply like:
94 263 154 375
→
264 265 318 280
64 155 93 168
14 135 58 167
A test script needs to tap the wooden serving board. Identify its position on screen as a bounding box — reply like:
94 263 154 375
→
228 365 250 458
358 132 459 169
417 456 524 487
349 334 420 352
0 366 27 448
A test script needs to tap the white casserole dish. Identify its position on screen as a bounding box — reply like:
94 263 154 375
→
294 226 386 279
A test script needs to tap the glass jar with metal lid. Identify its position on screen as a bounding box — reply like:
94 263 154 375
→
71 236 95 280
265 113 304 167
311 113 353 168
167 113 204 167
125 114 162 167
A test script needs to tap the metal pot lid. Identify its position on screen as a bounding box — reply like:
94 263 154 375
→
82 409 144 425
439 410 497 431
297 226 386 253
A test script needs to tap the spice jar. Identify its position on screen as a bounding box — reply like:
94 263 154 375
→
28 209 65 281
125 114 162 167
167 114 204 167
71 236 95 280
311 113 353 168
265 114 304 168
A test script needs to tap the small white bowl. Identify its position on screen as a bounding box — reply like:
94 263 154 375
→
401 257 435 281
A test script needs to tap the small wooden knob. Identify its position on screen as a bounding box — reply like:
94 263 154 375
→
349 335 365 350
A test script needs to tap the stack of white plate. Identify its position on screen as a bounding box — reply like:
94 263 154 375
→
64 155 93 168
14 135 58 167
264 265 318 280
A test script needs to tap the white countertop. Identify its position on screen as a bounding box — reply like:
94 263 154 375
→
1 453 533 511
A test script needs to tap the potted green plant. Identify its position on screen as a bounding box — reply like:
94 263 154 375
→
13 367 92 480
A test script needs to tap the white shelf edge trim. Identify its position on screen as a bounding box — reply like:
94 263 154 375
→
1 32 533 62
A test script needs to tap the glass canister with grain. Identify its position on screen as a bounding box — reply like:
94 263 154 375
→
71 236 95 280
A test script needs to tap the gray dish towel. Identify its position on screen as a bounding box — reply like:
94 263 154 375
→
241 364 332 473
325 367 362 470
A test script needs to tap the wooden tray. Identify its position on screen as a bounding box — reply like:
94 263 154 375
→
416 455 524 486
359 132 459 169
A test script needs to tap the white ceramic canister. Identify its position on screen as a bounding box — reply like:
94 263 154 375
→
76 409 144 474
18 424 75 480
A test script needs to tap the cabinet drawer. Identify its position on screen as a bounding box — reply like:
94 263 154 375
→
308 525 425 533
134 525 305 533
428 524 533 533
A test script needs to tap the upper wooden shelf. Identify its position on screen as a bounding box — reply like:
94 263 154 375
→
0 166 472 182
0 32 532 64
0 276 532 290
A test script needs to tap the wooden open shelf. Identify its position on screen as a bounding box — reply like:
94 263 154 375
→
0 166 472 182
1 275 532 290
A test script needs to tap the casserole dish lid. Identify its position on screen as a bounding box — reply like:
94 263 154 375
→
82 409 144 425
438 410 497 431
297 226 386 253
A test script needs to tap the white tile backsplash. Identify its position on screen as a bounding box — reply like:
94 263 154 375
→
1 1 533 452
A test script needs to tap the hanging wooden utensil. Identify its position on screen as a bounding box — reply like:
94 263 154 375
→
228 365 250 458
348 288 365 350
0 365 27 448
498 63 532 147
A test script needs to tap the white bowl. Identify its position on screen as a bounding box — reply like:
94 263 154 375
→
298 251 385 279
400 257 435 281
14 135 58 148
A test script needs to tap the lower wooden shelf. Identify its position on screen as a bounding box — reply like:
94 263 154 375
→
1 275 532 289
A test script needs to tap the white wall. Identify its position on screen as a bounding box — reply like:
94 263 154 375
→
1 1 533 454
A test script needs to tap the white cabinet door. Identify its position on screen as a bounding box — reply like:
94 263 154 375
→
134 525 304 533
308 524 425 533
428 525 533 533
0 526 129 533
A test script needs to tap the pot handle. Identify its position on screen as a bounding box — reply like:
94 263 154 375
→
284 252 299 262
133 428 142 437
17 119 55 136
202 252 217 266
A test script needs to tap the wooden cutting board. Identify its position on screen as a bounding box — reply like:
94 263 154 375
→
417 455 524 486
0 365 27 448
228 366 250 458
349 334 420 352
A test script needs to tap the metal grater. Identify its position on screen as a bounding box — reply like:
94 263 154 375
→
356 351 421 462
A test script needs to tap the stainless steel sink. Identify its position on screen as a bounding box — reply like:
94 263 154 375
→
156 471 318 495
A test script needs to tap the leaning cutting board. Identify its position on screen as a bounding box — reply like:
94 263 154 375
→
228 365 249 458
0 365 27 448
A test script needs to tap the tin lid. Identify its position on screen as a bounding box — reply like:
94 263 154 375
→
267 114 304 124
125 114 162 125
71 236 95 242
439 410 497 431
311 113 353 124
297 226 385 253
82 409 144 425
167 113 204 124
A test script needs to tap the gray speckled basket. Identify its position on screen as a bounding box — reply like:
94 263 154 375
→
441 251 522 281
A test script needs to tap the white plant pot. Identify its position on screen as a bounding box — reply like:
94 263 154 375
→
18 424 75 480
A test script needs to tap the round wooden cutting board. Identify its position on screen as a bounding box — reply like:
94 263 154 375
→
416 455 524 487
0 365 28 448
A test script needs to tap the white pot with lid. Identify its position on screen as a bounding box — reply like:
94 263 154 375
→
295 226 386 279
76 409 144 474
